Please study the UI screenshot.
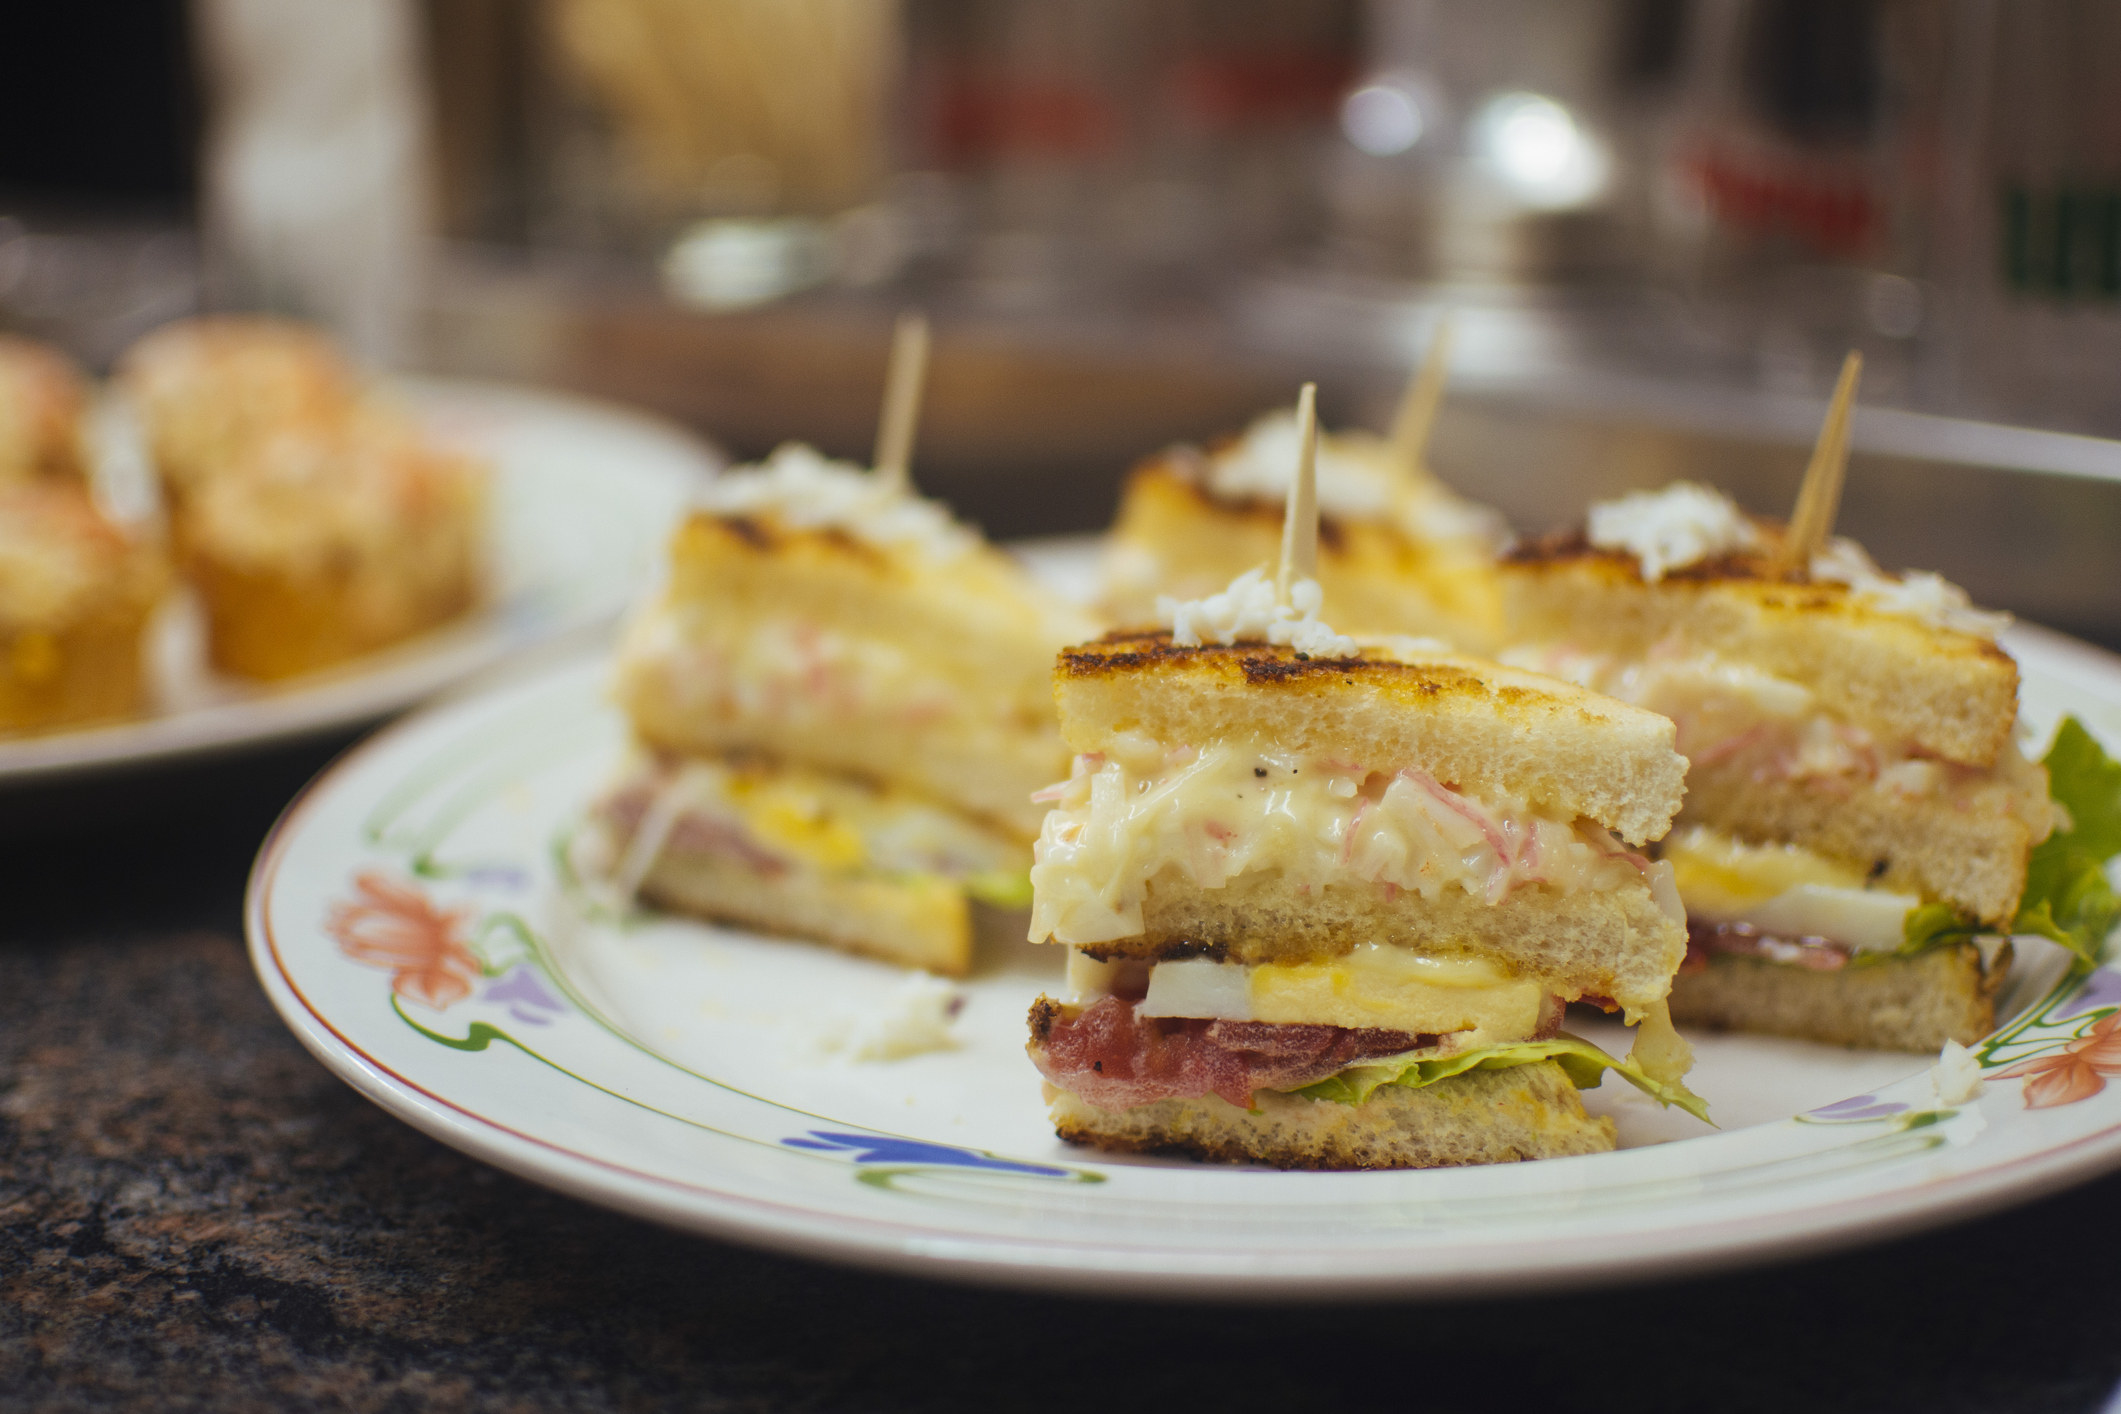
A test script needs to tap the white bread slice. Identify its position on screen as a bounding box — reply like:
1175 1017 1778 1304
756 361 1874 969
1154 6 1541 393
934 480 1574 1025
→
1056 633 1687 846
1682 747 2050 924
1667 941 2009 1052
634 844 975 975
616 510 1097 837
1502 537 2017 766
1081 867 1684 1017
1046 1059 1614 1169
1101 455 1503 649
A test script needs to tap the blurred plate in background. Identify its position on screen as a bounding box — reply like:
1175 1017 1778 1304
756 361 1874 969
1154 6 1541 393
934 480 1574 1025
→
0 378 711 793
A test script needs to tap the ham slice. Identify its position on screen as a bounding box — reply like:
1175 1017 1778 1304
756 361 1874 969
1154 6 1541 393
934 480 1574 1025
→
1029 996 1439 1111
1683 920 1849 973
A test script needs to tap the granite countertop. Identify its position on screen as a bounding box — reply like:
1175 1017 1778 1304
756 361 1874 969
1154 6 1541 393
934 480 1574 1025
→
6 741 2121 1413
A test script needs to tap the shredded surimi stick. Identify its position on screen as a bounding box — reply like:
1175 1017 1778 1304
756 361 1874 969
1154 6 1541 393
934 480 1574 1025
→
611 761 719 902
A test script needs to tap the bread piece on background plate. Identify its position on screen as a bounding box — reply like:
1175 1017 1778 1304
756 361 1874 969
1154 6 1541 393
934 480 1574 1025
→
178 413 485 680
0 483 166 734
0 336 91 485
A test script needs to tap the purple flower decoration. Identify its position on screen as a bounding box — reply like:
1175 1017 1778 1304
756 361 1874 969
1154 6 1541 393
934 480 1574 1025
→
481 965 566 1025
2055 966 2121 1023
1807 1094 1910 1122
461 864 532 891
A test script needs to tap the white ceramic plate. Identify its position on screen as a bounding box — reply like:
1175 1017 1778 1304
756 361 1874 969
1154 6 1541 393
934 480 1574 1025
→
247 578 2121 1299
0 378 711 789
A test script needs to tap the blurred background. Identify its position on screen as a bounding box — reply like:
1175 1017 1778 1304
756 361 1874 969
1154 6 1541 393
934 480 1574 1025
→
7 0 2121 635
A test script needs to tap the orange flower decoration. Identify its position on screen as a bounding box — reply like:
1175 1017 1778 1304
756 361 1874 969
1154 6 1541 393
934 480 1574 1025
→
1995 1011 2121 1109
326 870 481 1010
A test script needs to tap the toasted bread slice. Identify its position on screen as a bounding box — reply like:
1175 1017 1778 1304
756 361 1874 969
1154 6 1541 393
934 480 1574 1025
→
1056 633 1686 846
635 848 974 975
1102 449 1503 649
1504 534 2017 766
1667 941 2008 1051
1078 866 1686 1017
1045 1059 1614 1169
617 497 1097 838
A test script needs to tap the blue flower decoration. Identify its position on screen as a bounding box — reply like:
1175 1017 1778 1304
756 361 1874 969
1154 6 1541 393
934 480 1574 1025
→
783 1130 1072 1177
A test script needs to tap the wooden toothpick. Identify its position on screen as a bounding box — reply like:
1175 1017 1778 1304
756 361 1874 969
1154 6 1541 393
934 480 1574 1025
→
1387 312 1456 476
1778 349 1863 575
872 311 930 491
1277 382 1320 607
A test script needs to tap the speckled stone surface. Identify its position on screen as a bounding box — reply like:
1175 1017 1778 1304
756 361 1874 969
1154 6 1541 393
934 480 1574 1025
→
5 744 2121 1413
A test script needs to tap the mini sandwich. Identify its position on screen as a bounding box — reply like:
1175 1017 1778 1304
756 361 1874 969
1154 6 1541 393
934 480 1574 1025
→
1100 334 1504 649
0 482 166 735
1502 477 2067 1051
592 319 1103 974
1026 386 1704 1170
0 336 91 485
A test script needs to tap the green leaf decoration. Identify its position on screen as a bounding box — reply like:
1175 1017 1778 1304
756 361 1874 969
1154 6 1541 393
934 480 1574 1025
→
1886 718 2121 967
2013 717 2121 965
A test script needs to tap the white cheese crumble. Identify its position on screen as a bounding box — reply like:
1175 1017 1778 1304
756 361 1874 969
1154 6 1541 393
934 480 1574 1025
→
1587 482 1761 582
1157 566 1359 659
1932 1038 1985 1106
700 442 975 560
1809 537 2011 640
1206 410 1394 520
820 972 965 1061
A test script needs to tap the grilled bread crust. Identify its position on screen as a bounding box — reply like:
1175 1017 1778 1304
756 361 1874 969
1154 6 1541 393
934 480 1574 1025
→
1502 537 2017 766
635 846 974 976
1056 633 1687 846
1681 748 2051 924
1045 1060 1615 1169
1073 867 1685 1018
1667 941 2008 1052
617 512 1098 837
1101 459 1503 649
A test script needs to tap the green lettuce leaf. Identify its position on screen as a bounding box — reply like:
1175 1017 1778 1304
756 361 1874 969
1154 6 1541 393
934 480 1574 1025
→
1896 900 1982 958
1294 1032 1712 1124
1892 717 2121 967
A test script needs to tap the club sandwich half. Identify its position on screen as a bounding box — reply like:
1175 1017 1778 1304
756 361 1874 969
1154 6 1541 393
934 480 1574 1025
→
1502 478 2072 1050
584 323 1100 974
1027 387 1706 1170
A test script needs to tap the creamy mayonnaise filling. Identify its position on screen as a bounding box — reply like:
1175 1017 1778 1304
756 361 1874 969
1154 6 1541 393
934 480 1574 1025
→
1064 943 1553 1046
623 607 969 732
1027 738 1666 945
